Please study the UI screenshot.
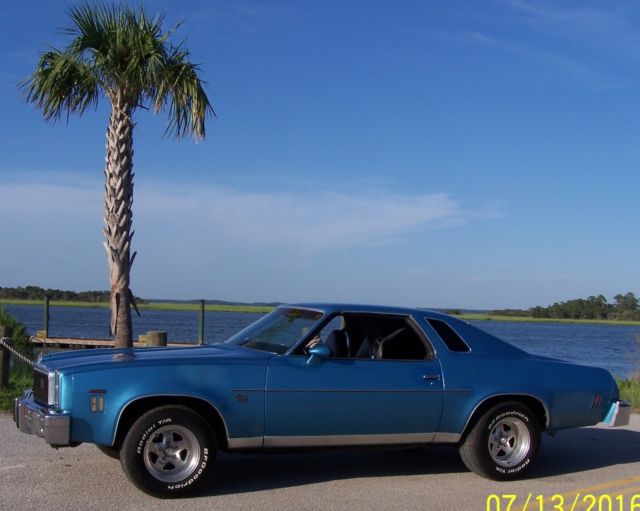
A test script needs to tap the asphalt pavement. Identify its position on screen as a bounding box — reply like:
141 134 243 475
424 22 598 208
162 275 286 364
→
1 413 639 511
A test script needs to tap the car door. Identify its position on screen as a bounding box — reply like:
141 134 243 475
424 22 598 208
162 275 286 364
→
263 317 444 447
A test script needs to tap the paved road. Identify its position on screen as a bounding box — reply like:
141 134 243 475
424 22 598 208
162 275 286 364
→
1 413 639 511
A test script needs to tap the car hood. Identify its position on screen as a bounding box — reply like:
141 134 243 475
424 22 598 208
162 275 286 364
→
37 343 272 373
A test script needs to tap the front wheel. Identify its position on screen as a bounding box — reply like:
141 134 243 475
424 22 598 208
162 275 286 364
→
120 405 217 498
459 401 541 480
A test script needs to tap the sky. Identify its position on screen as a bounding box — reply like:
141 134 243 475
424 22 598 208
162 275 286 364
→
1 0 639 309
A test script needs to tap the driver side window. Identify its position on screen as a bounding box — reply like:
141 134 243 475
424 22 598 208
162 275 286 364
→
308 314 431 360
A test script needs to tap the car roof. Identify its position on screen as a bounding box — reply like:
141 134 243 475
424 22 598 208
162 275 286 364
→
284 302 529 357
283 302 452 320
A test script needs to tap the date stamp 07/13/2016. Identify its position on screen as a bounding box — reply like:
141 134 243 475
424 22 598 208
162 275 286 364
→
486 476 640 511
486 493 640 511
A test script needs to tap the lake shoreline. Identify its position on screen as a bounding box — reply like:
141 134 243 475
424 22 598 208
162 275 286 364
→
457 313 640 326
2 299 640 326
0 299 272 314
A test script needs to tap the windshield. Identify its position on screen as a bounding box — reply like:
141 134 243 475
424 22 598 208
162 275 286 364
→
225 307 324 354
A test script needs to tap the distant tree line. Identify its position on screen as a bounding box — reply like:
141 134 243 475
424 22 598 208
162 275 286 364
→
491 292 640 321
0 286 146 304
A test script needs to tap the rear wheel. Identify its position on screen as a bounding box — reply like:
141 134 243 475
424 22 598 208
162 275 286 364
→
120 405 217 498
459 401 540 480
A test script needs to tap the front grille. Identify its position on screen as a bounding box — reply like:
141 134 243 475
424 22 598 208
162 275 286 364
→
33 368 49 405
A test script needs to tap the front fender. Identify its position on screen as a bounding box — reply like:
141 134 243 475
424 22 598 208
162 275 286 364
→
66 360 267 445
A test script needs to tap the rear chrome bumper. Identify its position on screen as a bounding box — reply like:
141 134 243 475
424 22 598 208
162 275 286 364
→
13 390 71 446
605 400 632 427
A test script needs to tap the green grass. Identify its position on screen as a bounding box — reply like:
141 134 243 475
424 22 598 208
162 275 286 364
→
141 302 273 313
0 370 32 411
0 299 273 314
456 313 640 326
617 375 640 412
5 299 640 324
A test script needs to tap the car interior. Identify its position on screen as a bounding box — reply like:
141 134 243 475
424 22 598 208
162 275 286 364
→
298 314 434 361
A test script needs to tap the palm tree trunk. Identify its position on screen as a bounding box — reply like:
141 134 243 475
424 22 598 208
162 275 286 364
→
104 97 136 348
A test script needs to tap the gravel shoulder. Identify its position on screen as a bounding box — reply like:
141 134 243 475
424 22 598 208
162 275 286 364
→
1 413 639 511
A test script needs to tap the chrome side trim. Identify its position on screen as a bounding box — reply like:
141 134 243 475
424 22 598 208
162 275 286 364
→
263 432 435 448
227 437 264 449
267 388 444 394
226 432 463 449
432 432 462 443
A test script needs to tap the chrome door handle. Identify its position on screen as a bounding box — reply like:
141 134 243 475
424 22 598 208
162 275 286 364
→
422 374 441 381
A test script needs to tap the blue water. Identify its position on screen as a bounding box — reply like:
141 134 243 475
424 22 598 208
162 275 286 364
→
2 304 263 344
3 304 640 378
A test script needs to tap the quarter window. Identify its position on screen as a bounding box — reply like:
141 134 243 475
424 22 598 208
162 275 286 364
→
427 318 470 353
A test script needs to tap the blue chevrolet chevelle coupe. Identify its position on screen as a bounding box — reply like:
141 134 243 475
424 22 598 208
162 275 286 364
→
14 303 631 497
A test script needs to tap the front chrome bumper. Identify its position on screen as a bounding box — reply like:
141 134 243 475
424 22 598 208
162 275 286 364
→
605 400 632 427
14 390 71 446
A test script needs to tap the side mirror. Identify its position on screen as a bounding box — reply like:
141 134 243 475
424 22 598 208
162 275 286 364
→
306 344 331 366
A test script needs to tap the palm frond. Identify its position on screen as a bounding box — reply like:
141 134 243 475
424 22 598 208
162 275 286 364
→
21 49 99 121
22 2 213 137
154 46 215 140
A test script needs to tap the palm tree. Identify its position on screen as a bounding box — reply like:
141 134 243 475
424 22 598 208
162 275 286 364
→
22 3 213 348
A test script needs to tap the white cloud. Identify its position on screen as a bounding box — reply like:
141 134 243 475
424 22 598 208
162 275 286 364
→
466 273 589 285
137 185 466 252
504 1 631 36
433 28 633 90
502 0 640 60
0 177 480 253
0 182 101 218
427 2 640 90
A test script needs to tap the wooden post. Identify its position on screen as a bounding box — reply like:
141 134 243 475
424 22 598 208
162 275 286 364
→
44 294 50 338
0 325 14 389
146 331 167 347
198 300 205 345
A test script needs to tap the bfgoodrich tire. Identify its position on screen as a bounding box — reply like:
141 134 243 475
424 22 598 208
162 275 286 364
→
120 405 217 498
459 401 541 481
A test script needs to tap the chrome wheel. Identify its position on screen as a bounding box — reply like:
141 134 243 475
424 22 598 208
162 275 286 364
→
488 417 530 467
143 425 201 483
460 402 540 480
121 405 217 497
